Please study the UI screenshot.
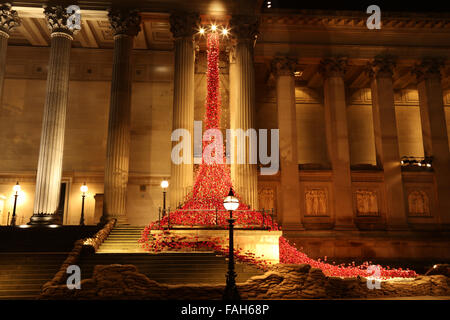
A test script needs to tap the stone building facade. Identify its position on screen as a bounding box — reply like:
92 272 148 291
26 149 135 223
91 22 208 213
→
0 1 449 258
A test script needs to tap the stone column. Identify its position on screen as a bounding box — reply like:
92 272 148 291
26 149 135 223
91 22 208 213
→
271 57 303 229
102 9 141 224
0 3 20 102
229 15 259 210
367 55 408 230
30 6 76 225
413 58 450 229
168 13 199 208
319 58 355 230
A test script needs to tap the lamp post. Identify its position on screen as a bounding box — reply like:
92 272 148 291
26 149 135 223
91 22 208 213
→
161 180 169 216
80 183 88 226
11 182 20 227
223 187 240 300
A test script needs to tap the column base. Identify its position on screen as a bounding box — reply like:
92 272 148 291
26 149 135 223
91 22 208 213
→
281 223 305 231
28 213 62 226
334 224 358 231
386 224 410 231
101 214 128 225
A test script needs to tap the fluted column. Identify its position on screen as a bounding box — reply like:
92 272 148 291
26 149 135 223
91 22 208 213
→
413 58 450 229
319 58 355 230
102 9 141 224
272 57 303 229
0 3 20 102
168 13 199 208
30 6 76 225
367 55 408 230
229 15 259 210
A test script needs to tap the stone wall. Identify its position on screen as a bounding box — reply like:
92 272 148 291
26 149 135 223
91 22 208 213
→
40 263 450 300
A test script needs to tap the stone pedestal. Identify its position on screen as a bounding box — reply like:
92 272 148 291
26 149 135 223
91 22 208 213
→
168 13 199 208
229 15 259 210
30 6 75 225
103 9 141 224
319 58 355 230
0 3 20 102
368 55 408 230
271 57 303 230
414 58 450 229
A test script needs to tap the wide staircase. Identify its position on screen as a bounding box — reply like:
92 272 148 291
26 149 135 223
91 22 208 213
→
83 225 264 284
97 225 146 253
0 253 67 299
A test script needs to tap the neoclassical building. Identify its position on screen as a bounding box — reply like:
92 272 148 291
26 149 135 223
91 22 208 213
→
0 1 449 258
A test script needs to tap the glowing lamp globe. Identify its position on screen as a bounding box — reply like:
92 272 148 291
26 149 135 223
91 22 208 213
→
13 182 21 193
161 180 169 189
211 24 217 31
223 188 239 211
80 183 88 193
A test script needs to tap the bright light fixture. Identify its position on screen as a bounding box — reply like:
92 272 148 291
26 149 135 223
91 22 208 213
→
223 188 239 211
80 183 88 193
211 24 217 31
13 182 21 193
161 180 169 189
222 28 228 35
199 27 205 34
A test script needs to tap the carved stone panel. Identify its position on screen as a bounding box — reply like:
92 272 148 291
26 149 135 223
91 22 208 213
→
408 190 430 216
258 187 276 212
304 188 328 216
355 189 379 216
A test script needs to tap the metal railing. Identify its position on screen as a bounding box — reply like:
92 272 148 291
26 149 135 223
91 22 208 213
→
156 207 277 230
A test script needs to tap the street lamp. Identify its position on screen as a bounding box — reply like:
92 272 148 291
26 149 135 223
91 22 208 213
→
10 182 20 227
161 180 169 216
223 187 240 300
80 182 88 226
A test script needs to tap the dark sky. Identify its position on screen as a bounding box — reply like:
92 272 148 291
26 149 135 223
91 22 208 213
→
266 0 450 13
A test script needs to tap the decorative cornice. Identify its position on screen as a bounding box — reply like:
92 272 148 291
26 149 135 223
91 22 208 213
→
261 12 450 30
169 12 200 39
366 54 396 79
271 56 298 77
318 57 347 78
107 8 141 37
229 15 259 41
412 57 445 82
44 5 76 36
0 2 20 35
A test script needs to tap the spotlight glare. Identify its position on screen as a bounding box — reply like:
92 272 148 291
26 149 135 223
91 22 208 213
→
199 27 205 34
211 24 217 31
222 28 228 35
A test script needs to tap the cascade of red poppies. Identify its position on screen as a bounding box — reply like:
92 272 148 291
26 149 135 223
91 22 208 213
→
140 30 417 279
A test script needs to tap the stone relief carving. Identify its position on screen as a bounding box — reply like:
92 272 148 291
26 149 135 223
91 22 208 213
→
271 57 298 77
0 3 20 35
258 187 275 211
305 188 328 216
366 54 396 79
169 12 200 39
318 57 348 78
44 5 79 36
355 189 379 216
229 15 259 41
408 190 430 216
412 57 444 82
107 8 141 37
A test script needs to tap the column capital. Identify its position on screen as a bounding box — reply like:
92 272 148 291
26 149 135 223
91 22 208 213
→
107 8 141 37
44 5 78 38
413 57 445 82
229 15 259 41
271 56 298 77
169 12 200 40
318 57 348 78
0 3 20 36
366 54 396 79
